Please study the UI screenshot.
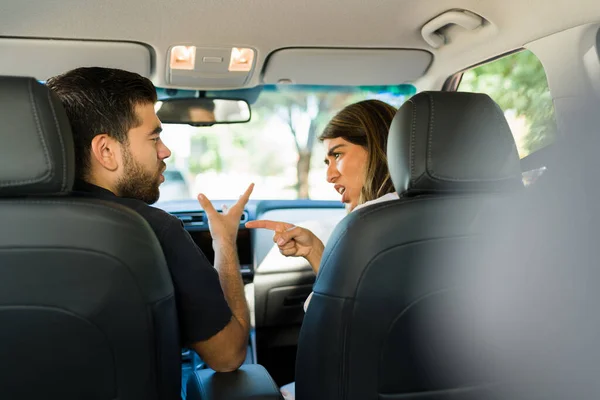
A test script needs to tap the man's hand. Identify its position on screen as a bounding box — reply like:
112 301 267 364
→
193 183 254 372
245 219 325 273
198 183 254 245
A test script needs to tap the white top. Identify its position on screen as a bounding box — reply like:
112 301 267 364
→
352 192 400 212
303 192 400 312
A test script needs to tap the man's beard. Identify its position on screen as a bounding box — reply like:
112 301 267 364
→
116 147 165 204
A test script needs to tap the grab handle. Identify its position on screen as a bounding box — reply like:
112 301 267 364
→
421 10 484 49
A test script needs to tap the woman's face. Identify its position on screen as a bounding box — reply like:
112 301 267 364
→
323 137 368 211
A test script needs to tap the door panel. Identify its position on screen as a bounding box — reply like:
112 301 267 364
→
251 202 345 386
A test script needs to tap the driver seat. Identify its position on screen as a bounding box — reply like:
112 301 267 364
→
0 77 181 399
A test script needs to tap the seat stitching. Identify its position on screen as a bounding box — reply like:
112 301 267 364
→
409 99 417 182
46 89 68 191
426 92 435 179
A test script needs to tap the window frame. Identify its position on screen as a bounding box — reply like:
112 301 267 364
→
442 48 555 171
441 48 524 92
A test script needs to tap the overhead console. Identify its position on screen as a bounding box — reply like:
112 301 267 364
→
166 45 256 89
0 37 151 81
261 47 432 86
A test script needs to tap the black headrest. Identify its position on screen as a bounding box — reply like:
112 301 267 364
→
0 77 74 196
388 91 523 196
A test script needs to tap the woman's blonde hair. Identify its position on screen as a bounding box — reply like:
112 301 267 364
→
319 99 397 205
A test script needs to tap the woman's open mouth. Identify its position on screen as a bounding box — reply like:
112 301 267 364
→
335 185 349 203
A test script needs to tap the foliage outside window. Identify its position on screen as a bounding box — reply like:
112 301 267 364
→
458 50 557 158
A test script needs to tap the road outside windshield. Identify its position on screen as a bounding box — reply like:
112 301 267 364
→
157 85 414 203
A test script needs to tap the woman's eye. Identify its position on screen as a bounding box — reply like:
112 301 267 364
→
152 137 160 143
334 153 341 160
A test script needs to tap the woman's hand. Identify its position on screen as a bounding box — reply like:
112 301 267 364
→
245 220 325 273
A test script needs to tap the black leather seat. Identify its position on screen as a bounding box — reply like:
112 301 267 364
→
295 92 524 400
0 77 181 399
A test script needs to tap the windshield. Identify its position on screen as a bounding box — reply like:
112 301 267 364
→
157 84 415 203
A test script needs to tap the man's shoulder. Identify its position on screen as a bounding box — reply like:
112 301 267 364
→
124 200 181 232
86 193 181 235
70 183 183 238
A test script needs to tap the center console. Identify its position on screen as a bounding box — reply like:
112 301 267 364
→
186 364 283 400
179 215 257 392
167 206 259 391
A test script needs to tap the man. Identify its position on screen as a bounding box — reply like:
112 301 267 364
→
46 67 250 372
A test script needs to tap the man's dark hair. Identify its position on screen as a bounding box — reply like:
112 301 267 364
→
46 67 157 180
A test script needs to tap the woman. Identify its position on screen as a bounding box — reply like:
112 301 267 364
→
246 99 399 400
246 99 399 276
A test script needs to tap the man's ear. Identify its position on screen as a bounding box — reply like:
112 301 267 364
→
90 134 120 172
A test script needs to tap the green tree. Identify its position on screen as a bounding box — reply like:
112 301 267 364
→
189 134 223 173
252 90 356 198
459 50 557 156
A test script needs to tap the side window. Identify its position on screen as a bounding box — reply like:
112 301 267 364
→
458 50 557 160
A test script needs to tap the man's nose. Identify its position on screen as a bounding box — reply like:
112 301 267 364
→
158 141 171 160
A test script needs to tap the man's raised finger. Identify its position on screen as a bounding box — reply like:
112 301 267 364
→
197 193 218 217
236 183 255 207
229 183 255 214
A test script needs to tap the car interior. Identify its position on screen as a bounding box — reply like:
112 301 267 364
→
2 0 600 399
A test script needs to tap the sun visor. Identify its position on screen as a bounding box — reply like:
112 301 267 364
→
262 48 432 86
0 38 152 80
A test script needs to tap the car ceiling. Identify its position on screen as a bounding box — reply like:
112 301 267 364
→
1 0 600 90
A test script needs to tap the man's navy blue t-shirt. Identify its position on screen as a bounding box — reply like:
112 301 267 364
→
72 180 232 345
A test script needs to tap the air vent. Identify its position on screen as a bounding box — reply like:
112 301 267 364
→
240 211 249 224
173 210 249 227
174 212 205 227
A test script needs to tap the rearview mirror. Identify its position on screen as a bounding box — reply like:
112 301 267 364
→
155 98 251 126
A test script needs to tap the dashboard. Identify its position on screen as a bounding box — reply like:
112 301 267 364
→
186 229 253 278
155 199 346 281
160 201 255 280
